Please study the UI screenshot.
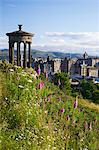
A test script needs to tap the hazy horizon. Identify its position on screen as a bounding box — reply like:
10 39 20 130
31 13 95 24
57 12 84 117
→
0 48 99 57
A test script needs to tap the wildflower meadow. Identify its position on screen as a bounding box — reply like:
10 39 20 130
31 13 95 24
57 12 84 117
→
0 61 99 150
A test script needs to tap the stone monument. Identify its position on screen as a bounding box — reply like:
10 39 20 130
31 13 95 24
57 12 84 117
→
6 25 34 68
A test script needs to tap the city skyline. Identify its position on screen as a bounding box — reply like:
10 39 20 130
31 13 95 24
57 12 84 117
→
0 0 99 56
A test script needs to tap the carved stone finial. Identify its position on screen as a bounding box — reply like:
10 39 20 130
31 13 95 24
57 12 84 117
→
18 25 22 31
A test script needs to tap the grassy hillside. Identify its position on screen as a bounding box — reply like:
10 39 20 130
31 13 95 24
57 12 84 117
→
0 61 99 150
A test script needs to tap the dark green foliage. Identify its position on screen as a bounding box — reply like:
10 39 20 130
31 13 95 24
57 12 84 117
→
39 72 46 81
80 80 99 104
53 72 71 95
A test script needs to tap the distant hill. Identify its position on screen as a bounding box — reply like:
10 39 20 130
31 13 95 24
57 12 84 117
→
0 49 83 61
31 50 83 59
0 49 9 61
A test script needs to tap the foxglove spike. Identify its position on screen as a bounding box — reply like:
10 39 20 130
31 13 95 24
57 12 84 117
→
74 99 78 109
39 81 44 89
37 67 40 75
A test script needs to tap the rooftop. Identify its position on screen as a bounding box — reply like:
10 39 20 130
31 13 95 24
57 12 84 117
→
6 25 34 37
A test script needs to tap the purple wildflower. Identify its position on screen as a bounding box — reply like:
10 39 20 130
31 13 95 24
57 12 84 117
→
39 81 44 89
45 71 48 79
60 108 65 113
74 99 78 109
66 115 70 121
58 97 61 101
37 67 40 75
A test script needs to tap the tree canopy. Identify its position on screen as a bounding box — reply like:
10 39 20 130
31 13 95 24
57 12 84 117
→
53 72 71 95
80 80 99 104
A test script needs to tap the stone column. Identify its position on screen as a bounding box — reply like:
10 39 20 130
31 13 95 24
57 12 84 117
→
28 42 31 68
23 43 27 68
17 42 20 66
11 42 14 64
9 42 12 63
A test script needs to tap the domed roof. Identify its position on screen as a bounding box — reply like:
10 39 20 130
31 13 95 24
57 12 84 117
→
6 25 34 37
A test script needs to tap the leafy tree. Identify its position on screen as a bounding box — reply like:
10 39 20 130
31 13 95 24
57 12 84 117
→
53 72 71 95
80 80 99 104
93 89 99 103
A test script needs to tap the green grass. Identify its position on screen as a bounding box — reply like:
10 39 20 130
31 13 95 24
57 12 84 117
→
0 61 99 150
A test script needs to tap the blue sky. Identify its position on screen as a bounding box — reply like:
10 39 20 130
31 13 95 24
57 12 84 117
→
0 0 99 55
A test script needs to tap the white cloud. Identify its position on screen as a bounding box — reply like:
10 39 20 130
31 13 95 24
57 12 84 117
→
45 32 66 36
51 39 65 45
0 37 8 49
33 43 46 47
45 32 99 40
43 32 99 55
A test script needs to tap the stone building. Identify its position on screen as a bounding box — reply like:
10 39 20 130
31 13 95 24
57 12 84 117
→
31 52 99 79
61 57 77 75
80 61 87 76
68 58 77 75
61 57 68 73
87 67 99 78
75 52 99 76
51 58 61 74
91 58 99 67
